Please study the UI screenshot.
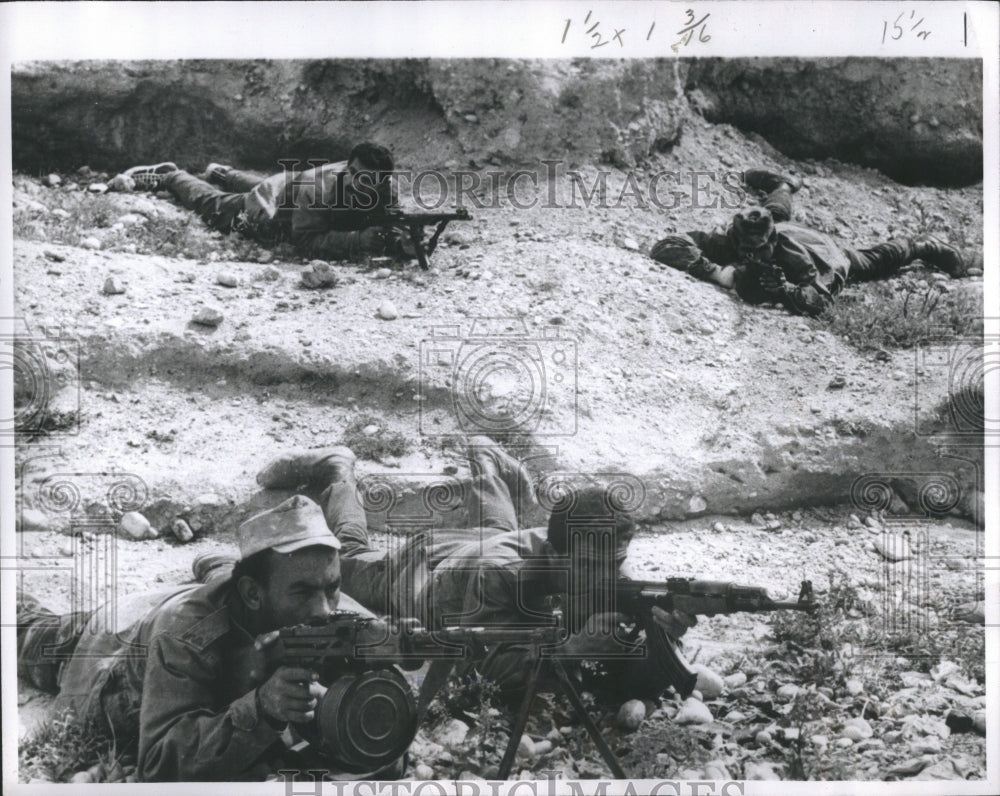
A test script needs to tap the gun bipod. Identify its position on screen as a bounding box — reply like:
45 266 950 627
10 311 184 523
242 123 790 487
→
497 656 626 779
416 655 627 779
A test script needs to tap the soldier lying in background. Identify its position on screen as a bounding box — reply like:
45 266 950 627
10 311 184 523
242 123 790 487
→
650 168 981 316
108 143 410 261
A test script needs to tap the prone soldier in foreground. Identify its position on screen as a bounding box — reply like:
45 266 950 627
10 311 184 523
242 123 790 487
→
208 437 680 703
650 167 982 316
222 437 817 774
17 496 405 782
252 576 815 777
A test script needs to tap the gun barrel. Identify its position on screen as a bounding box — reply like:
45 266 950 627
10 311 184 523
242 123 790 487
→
613 578 816 615
765 597 815 611
406 624 565 649
385 208 471 223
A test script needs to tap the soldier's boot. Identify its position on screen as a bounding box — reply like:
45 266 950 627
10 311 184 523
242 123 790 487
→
202 163 228 184
256 446 357 490
201 162 238 189
466 435 537 513
743 168 803 194
908 235 970 277
121 162 179 191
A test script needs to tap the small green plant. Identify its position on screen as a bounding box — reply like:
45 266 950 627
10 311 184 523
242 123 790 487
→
12 184 271 261
124 216 224 259
877 622 986 683
424 671 506 774
782 690 859 780
459 674 504 768
820 281 982 352
18 710 113 782
339 414 413 462
768 570 872 687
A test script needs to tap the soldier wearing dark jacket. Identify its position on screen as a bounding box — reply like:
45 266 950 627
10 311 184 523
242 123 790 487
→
16 496 402 782
651 168 979 316
110 142 403 261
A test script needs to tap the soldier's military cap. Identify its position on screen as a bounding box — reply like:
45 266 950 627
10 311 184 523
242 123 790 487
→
237 494 341 559
732 206 776 248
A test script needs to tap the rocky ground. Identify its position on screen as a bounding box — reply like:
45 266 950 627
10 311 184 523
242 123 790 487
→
11 104 988 783
12 111 986 527
17 509 987 783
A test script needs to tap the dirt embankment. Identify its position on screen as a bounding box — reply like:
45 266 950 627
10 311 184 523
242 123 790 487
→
12 58 982 186
686 58 983 187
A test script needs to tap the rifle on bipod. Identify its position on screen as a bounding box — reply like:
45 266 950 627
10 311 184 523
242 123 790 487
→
265 579 816 778
382 207 471 269
602 577 817 699
264 611 629 778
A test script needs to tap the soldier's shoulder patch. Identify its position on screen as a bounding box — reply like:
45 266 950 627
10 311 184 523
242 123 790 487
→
151 581 235 651
178 607 232 651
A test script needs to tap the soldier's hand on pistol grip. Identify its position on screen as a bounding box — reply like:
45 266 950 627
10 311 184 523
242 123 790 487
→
251 630 326 727
757 267 790 296
389 226 418 258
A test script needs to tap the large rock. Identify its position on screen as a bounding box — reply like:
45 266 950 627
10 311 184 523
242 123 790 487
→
616 699 646 731
427 59 687 168
692 664 725 699
675 697 713 725
686 58 982 186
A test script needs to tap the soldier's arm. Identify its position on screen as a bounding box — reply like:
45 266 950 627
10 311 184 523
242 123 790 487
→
463 567 551 695
291 206 368 261
690 259 738 289
775 236 820 285
289 178 390 260
651 229 738 288
688 228 740 267
137 634 282 782
686 229 738 288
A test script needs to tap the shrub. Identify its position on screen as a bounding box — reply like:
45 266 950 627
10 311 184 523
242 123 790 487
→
18 711 113 783
820 280 982 352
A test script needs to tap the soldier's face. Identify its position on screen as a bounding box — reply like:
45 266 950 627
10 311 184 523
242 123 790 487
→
259 547 342 630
